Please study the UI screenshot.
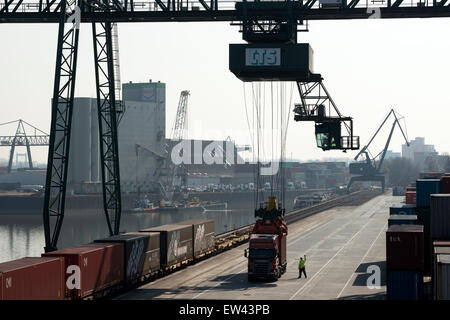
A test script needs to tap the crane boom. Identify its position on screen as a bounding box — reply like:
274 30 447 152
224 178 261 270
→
347 108 409 193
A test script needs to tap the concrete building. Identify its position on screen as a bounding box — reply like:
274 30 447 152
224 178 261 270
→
384 150 401 160
66 80 166 194
120 81 166 193
402 137 436 161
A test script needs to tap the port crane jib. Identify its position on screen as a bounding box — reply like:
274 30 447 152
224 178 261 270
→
347 108 410 193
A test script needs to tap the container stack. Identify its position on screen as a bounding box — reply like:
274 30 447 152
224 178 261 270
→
388 214 417 227
430 190 450 300
389 203 416 215
434 254 450 300
386 225 424 300
415 179 441 276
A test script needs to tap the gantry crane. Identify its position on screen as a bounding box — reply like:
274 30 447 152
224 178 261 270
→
0 119 50 173
2 0 450 252
347 109 409 193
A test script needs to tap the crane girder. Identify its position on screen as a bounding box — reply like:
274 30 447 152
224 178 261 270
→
4 1 450 23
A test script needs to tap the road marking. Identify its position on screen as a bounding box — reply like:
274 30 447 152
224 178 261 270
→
192 210 340 300
191 265 248 299
336 220 387 299
288 216 375 300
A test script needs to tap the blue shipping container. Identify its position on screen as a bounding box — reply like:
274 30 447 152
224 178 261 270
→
390 204 416 215
387 270 424 300
416 179 441 208
388 215 417 227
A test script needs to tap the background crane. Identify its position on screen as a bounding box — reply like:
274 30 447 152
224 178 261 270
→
0 119 50 173
165 90 190 200
347 108 409 193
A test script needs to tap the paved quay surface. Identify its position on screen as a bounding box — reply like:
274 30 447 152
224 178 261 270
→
118 193 399 300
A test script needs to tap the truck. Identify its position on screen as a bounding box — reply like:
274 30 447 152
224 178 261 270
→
245 196 288 281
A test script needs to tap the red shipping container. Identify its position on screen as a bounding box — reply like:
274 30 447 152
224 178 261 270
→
386 225 424 271
441 176 450 194
406 191 417 205
0 257 64 300
42 243 124 299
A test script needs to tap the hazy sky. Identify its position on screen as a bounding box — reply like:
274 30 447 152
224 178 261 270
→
1 17 450 164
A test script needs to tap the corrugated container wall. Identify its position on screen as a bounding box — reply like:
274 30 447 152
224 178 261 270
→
435 254 450 300
387 270 423 300
140 224 193 267
126 232 161 274
442 176 450 193
433 247 450 283
430 194 450 240
416 207 432 275
406 191 416 205
175 219 215 257
0 257 65 300
43 243 124 299
94 233 160 283
416 179 441 207
386 225 424 271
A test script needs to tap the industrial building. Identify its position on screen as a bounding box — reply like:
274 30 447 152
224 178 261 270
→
66 80 166 194
402 137 450 172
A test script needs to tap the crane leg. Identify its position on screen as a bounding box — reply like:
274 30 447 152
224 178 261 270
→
42 1 81 252
92 22 122 236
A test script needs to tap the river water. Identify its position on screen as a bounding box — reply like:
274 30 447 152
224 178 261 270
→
0 208 259 263
0 191 302 263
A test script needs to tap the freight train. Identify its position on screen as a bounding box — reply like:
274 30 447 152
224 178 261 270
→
0 218 242 300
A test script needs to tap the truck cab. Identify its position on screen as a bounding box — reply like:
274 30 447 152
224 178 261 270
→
245 196 288 281
246 234 285 281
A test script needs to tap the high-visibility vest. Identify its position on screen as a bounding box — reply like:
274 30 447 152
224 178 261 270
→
299 258 306 269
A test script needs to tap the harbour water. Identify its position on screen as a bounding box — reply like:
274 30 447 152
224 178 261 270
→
0 190 306 263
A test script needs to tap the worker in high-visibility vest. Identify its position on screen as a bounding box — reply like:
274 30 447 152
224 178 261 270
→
298 255 307 279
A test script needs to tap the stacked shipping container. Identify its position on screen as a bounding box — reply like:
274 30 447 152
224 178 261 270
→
416 179 441 276
434 254 450 300
406 191 416 205
386 225 424 300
